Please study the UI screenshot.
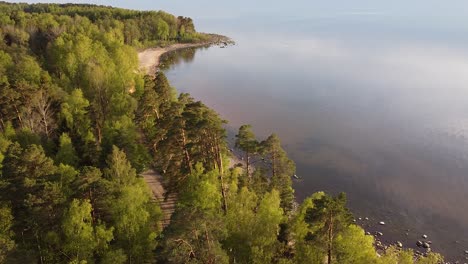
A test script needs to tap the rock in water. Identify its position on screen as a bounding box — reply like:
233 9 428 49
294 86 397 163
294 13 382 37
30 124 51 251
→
396 241 403 248
422 234 428 239
416 241 423 247
422 242 430 249
379 221 385 225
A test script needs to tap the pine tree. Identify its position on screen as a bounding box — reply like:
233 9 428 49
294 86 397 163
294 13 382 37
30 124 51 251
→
235 124 258 179
0 203 14 263
55 133 79 166
304 193 353 264
62 199 113 262
261 133 295 212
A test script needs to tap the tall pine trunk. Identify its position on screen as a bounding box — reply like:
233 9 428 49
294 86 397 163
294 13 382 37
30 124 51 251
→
215 139 228 213
327 212 334 264
246 152 250 179
181 129 192 174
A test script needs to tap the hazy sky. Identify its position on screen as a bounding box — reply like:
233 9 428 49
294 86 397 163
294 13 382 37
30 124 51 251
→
7 0 468 21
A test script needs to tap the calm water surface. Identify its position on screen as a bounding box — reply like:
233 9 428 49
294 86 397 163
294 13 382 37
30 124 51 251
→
161 17 468 261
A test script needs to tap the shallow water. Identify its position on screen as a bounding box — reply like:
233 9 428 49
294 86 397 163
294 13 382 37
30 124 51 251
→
161 17 468 261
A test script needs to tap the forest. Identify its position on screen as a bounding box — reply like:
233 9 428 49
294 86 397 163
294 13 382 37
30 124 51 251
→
0 2 445 263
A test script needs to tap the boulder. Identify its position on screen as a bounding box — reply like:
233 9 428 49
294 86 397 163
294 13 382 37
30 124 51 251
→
416 241 423 247
379 221 385 225
396 241 403 248
422 234 428 239
422 242 430 249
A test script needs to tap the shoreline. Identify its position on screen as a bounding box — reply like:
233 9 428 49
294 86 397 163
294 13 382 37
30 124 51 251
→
138 34 233 76
136 39 460 263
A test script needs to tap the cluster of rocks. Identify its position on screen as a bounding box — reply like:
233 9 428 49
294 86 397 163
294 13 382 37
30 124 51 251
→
355 217 468 263
353 216 372 223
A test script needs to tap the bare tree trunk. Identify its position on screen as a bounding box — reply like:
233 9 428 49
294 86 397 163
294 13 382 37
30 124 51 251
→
219 158 227 213
14 105 23 127
272 151 277 179
36 90 54 137
96 125 102 144
246 152 250 179
35 233 44 264
327 212 334 264
204 225 214 263
154 108 160 120
181 129 193 174
215 138 228 213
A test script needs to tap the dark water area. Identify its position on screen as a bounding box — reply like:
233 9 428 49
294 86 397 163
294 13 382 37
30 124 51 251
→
160 17 468 261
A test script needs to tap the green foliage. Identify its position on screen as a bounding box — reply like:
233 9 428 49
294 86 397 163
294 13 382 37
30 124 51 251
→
109 184 158 261
159 209 229 264
334 225 378 264
379 246 444 264
179 163 222 212
379 246 414 264
102 115 150 173
235 125 259 155
101 249 127 264
304 193 353 264
250 190 284 263
290 193 325 264
62 199 113 262
102 146 161 262
416 253 444 264
235 124 259 179
157 19 170 40
59 89 97 164
0 203 14 262
261 133 296 212
103 146 137 186
60 89 94 142
234 125 297 212
224 188 284 263
55 133 78 166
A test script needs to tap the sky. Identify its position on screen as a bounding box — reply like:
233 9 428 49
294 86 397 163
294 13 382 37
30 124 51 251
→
6 0 468 21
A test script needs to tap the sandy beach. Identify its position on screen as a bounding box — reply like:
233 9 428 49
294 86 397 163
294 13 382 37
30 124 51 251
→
138 43 208 75
138 35 232 75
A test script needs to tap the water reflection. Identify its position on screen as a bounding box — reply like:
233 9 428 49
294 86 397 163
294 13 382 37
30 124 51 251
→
160 46 211 71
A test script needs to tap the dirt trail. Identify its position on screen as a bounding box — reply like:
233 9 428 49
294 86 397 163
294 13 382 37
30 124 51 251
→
141 169 176 229
141 155 244 229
